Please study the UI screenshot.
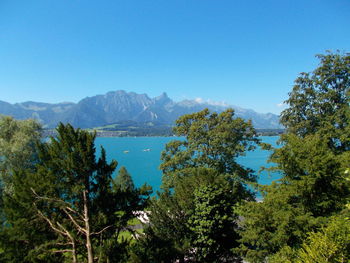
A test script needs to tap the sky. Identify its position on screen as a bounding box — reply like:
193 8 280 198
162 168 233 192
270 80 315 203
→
0 0 349 114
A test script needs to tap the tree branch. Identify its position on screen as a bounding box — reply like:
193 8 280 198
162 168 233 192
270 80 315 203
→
52 249 74 253
65 206 84 221
91 225 113 236
36 209 68 237
31 187 67 206
63 207 86 235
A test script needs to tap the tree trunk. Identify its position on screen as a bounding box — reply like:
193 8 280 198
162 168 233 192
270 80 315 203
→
83 189 94 263
72 239 77 263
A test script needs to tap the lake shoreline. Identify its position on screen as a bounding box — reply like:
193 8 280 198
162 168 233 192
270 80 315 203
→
43 128 284 138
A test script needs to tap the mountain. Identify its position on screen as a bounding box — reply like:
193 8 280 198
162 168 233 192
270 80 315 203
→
0 90 282 129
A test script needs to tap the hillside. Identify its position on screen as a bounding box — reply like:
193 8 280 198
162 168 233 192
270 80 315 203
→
0 90 282 129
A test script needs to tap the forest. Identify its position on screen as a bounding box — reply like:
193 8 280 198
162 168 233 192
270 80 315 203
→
0 52 349 262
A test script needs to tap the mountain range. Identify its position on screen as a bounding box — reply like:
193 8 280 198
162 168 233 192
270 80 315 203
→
0 90 282 129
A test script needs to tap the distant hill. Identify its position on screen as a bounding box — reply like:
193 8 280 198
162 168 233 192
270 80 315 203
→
0 90 283 129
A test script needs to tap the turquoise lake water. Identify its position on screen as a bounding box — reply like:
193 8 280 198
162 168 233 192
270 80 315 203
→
95 136 281 194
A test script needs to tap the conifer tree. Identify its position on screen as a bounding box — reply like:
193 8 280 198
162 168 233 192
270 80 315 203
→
0 123 151 262
115 166 135 192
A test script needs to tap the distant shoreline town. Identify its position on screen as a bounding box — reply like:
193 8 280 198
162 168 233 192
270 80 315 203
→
42 127 284 138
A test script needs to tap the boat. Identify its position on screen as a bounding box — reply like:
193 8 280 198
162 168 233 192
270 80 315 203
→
123 150 130 154
142 148 151 152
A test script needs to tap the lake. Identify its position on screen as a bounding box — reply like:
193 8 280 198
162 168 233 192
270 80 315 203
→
95 136 281 195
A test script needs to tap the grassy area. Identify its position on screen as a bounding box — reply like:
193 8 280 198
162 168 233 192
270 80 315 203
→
118 218 144 243
127 217 142 226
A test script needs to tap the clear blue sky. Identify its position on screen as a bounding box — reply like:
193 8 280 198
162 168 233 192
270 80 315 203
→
0 0 349 114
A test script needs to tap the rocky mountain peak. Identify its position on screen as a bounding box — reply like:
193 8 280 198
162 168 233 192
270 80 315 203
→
0 90 282 129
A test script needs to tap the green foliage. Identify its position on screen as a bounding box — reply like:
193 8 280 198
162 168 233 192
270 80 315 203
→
280 51 350 152
137 168 254 262
0 116 49 262
238 52 350 262
132 169 234 262
237 181 319 263
0 168 64 262
129 227 180 263
163 167 252 217
296 216 350 263
0 116 42 183
189 184 239 262
115 166 135 192
293 170 350 263
145 189 192 262
267 246 297 263
160 108 259 189
0 123 151 262
270 133 349 216
133 109 260 262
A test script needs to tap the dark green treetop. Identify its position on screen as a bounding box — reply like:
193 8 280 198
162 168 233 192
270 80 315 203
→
115 166 135 192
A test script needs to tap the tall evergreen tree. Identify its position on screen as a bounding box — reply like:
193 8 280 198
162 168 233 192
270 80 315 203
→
115 166 135 192
0 123 151 262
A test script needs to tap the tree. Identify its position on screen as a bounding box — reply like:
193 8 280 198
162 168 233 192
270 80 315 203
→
134 109 259 262
188 183 239 262
31 123 117 263
280 51 350 152
296 215 350 263
136 187 192 262
115 166 135 192
273 52 350 217
237 180 318 263
295 169 350 263
160 108 259 194
0 123 151 262
129 227 179 263
132 168 235 263
0 116 45 262
238 52 350 262
0 115 42 184
93 165 152 263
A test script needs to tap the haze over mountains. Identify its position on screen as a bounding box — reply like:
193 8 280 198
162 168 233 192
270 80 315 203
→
0 90 282 129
